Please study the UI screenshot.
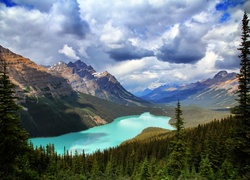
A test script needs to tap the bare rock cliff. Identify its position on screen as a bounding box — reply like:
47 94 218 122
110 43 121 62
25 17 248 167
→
49 60 149 106
0 45 72 99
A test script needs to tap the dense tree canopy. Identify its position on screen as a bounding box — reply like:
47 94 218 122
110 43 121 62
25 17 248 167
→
0 59 29 179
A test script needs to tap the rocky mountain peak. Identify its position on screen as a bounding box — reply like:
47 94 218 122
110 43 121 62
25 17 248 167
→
0 45 72 98
68 60 87 69
213 71 228 79
0 45 21 59
94 71 118 84
48 60 148 105
49 61 68 71
0 45 39 68
67 60 96 75
211 71 237 84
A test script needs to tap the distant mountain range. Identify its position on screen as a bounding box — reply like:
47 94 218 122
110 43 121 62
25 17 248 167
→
138 71 238 107
0 45 160 137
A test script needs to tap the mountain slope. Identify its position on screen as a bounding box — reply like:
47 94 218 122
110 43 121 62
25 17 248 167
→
49 60 150 106
140 71 238 107
0 45 159 137
21 92 166 137
0 45 72 98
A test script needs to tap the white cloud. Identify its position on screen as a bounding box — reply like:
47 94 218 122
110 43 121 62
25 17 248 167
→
107 59 147 76
173 71 188 81
203 9 241 69
192 11 214 23
58 44 79 60
100 21 125 47
244 1 250 13
0 0 89 65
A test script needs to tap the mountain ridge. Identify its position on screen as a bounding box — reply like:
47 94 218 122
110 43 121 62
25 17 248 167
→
0 45 73 99
49 60 149 106
139 70 238 107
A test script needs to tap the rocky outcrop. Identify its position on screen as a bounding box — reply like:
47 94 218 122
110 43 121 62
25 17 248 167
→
0 45 72 99
49 60 150 106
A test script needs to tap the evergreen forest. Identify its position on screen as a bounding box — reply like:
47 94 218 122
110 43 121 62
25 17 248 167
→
0 12 250 180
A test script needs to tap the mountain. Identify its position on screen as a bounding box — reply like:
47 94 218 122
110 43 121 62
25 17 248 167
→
134 88 153 97
0 45 72 98
49 60 149 106
0 45 161 137
140 71 238 107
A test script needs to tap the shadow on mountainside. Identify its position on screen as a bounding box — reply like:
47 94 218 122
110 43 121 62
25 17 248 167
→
20 93 90 137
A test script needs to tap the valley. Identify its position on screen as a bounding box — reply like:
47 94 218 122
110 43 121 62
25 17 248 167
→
165 105 231 127
0 45 233 138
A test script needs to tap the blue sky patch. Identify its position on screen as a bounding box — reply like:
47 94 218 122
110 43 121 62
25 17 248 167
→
216 2 228 11
2 0 17 7
220 12 230 23
216 0 246 11
1 0 34 10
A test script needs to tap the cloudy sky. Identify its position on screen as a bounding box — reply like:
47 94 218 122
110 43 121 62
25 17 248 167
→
0 0 249 93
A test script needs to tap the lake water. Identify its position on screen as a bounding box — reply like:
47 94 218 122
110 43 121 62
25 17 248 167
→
30 112 173 154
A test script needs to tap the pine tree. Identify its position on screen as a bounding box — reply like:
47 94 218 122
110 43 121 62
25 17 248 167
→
232 11 250 120
173 99 184 133
166 100 187 178
216 159 237 180
231 12 250 178
0 59 29 179
139 158 151 180
199 155 214 180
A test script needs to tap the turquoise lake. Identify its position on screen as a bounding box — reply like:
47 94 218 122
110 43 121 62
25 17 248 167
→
30 112 174 154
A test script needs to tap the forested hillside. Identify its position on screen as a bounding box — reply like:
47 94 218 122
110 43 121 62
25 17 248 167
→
20 92 165 137
25 116 238 179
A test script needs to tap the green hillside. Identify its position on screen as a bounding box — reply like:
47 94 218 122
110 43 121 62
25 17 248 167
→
158 104 230 128
20 92 166 137
122 127 172 144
